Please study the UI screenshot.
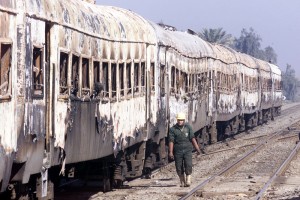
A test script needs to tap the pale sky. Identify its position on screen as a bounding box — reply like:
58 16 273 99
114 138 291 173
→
96 0 300 78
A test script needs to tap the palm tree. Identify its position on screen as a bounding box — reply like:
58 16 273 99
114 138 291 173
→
198 28 234 46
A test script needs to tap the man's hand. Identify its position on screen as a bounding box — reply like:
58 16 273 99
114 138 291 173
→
169 152 174 160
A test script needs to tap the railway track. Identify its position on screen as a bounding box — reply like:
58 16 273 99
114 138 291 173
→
56 103 300 200
180 121 300 199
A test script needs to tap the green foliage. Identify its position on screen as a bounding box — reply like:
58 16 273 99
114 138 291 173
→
198 28 234 46
282 64 299 101
234 28 277 64
198 27 278 64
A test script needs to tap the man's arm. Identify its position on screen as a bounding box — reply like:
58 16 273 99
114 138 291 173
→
169 141 174 160
191 138 201 154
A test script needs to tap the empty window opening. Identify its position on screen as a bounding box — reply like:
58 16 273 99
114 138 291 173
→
141 62 145 93
134 63 139 94
175 68 180 94
119 63 124 97
184 73 188 93
126 62 132 95
160 65 165 94
82 58 90 96
71 55 79 96
188 74 193 93
93 61 101 98
0 43 12 99
32 47 44 97
171 66 175 93
111 63 117 98
94 61 100 83
59 52 69 95
102 62 109 97
150 62 155 92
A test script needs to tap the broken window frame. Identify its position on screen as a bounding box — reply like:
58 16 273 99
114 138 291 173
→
93 59 101 99
217 71 221 91
111 62 117 100
170 66 175 94
59 51 69 98
175 68 180 94
32 46 44 98
126 61 132 97
101 61 109 99
160 64 165 96
182 72 188 93
150 62 155 92
0 41 12 101
197 73 204 94
140 61 146 94
71 54 80 98
119 62 125 98
81 56 90 97
133 61 140 96
188 73 193 94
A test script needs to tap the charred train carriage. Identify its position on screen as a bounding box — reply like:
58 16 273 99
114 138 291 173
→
0 0 282 198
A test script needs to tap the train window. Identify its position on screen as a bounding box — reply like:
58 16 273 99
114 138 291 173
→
198 73 203 94
81 58 90 96
188 74 193 93
217 72 221 90
0 43 12 100
59 52 69 95
171 66 175 94
119 63 124 97
150 62 155 92
181 72 188 93
141 62 145 93
93 61 100 98
134 63 139 94
193 74 197 93
185 73 188 93
32 47 44 97
94 61 100 84
160 65 165 95
126 62 132 95
175 68 180 94
111 63 117 98
102 62 109 97
71 55 79 97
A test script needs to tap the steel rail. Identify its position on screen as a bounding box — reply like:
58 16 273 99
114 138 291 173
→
179 131 282 200
255 137 300 200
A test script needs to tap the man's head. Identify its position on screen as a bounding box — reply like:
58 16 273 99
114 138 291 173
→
176 112 186 126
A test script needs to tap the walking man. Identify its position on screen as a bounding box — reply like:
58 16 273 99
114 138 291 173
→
168 112 201 187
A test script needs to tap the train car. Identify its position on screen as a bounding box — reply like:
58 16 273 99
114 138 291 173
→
149 22 219 147
0 0 168 198
269 63 282 116
0 0 283 199
0 0 17 196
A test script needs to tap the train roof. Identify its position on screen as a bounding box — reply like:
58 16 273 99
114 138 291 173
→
269 63 282 76
24 0 156 44
149 21 215 58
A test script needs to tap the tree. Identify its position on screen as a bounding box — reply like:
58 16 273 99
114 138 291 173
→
198 28 234 46
234 27 262 58
282 64 299 101
263 46 277 64
234 28 277 64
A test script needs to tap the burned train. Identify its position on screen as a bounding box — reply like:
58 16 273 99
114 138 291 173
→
0 0 282 198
